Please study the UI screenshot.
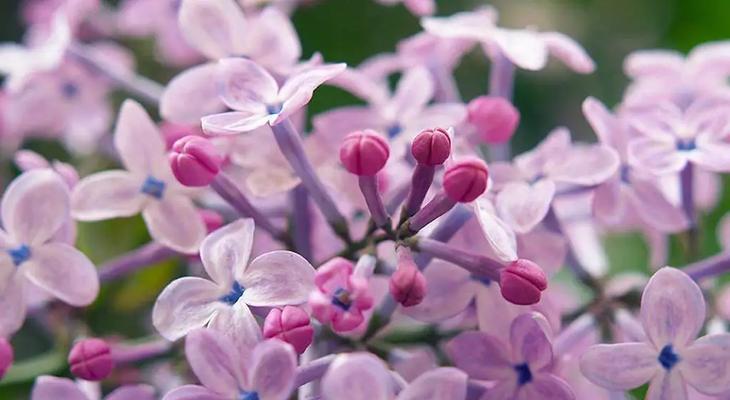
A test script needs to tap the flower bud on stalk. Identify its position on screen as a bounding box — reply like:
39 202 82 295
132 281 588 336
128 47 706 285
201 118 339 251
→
404 128 451 217
263 306 314 355
499 259 548 305
68 338 114 381
169 135 223 187
467 96 520 144
389 247 427 307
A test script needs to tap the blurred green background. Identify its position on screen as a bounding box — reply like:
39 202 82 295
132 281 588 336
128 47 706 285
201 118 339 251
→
1 0 730 398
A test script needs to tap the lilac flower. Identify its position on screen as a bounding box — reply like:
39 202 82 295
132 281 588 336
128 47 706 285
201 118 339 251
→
580 267 730 398
375 0 435 16
0 170 98 338
447 312 575 399
160 0 301 124
32 376 154 400
153 219 315 352
164 328 297 400
71 100 207 253
201 58 346 134
321 352 468 400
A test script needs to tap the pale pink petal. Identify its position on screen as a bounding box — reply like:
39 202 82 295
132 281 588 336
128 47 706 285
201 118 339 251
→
152 277 222 341
446 331 512 380
627 137 686 175
641 267 705 349
541 32 595 73
579 343 657 390
489 29 548 71
474 198 518 262
327 68 390 105
23 243 98 306
312 106 383 142
143 195 206 254
396 367 467 400
481 380 518 400
160 63 226 125
114 100 167 175
687 41 730 79
514 128 571 178
403 103 467 138
402 261 478 322
630 179 688 232
421 9 498 42
245 7 301 71
162 385 228 400
689 138 730 173
510 312 553 370
185 328 243 397
200 219 254 287
275 63 347 124
680 334 730 395
321 353 392 400
240 251 315 307
645 370 687 400
487 162 524 189
249 340 297 400
207 301 262 359
178 0 248 59
519 374 575 400
31 376 88 400
71 171 145 221
545 145 620 186
592 177 624 224
201 111 273 135
0 273 26 337
217 58 278 112
106 385 156 400
624 50 684 80
388 67 434 121
516 229 566 276
2 169 69 245
582 97 628 153
496 180 555 234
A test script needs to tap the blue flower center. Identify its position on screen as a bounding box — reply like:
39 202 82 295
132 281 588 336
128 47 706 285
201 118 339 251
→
61 81 79 98
514 363 532 386
473 276 492 286
8 244 31 267
239 391 259 400
658 344 680 370
220 281 245 305
676 139 696 152
141 176 165 199
331 288 352 311
266 103 283 115
619 165 631 184
387 124 402 138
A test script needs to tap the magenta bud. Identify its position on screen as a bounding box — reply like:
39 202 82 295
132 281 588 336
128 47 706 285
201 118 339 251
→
68 338 114 381
0 338 13 380
199 209 224 233
339 129 390 176
389 249 427 307
411 128 452 166
169 135 223 187
443 158 489 203
499 259 548 305
467 96 520 144
263 306 314 354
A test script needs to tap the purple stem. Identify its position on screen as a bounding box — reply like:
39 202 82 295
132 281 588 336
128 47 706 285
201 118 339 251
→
680 163 695 227
292 185 313 261
359 176 390 228
293 354 336 387
270 120 349 240
404 164 435 217
99 243 176 282
407 192 456 232
211 173 286 241
487 49 515 162
430 63 462 103
111 339 172 364
683 251 730 281
413 238 502 279
466 381 489 400
385 180 411 216
413 205 473 268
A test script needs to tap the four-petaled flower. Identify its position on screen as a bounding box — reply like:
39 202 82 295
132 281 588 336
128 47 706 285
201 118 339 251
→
32 376 154 400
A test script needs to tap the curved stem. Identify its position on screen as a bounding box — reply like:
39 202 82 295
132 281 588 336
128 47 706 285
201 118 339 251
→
99 243 176 282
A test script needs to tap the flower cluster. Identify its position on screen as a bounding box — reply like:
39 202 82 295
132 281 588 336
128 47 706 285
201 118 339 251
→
1 1 730 399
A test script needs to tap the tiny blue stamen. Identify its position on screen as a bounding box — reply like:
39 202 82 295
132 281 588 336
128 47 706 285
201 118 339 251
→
514 363 532 386
331 288 352 311
266 103 283 115
387 124 402 138
658 344 680 370
61 82 79 98
8 244 31 267
473 276 492 286
220 281 245 305
141 176 165 199
676 139 696 152
619 165 631 184
239 391 259 400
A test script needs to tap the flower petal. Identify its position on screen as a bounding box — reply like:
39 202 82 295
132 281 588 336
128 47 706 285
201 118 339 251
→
645 370 687 400
387 67 434 122
541 32 595 73
207 301 262 360
200 219 254 287
445 331 512 380
178 0 248 59
545 145 620 186
217 58 278 113
481 380 518 400
31 376 87 400
0 273 26 338
396 367 467 400
679 334 730 395
489 29 548 71
201 111 273 135
630 179 688 232
249 339 297 400
106 384 156 400
275 63 347 124
142 195 206 254
185 328 244 397
518 374 575 400
495 180 555 234
71 170 144 221
114 100 167 175
510 312 553 370
421 9 498 41
579 343 657 390
640 267 705 349
321 353 393 400
162 385 228 400
240 251 315 307
152 277 222 341
627 137 686 176
624 50 684 80
2 169 69 245
160 63 226 125
23 243 98 306
245 8 301 71
474 198 518 261
402 261 478 323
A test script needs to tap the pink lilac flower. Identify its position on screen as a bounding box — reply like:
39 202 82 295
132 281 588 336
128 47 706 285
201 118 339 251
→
153 219 315 352
580 267 730 398
0 170 98 338
163 328 297 400
15 149 79 188
32 376 154 400
71 100 207 253
447 312 575 399
374 0 435 17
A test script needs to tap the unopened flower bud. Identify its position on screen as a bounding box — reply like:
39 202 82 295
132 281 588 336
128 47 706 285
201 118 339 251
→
169 135 223 187
499 259 548 305
390 249 427 307
68 338 114 381
443 158 489 202
339 130 390 176
263 306 314 354
411 128 451 166
0 338 13 380
199 209 224 233
467 96 519 144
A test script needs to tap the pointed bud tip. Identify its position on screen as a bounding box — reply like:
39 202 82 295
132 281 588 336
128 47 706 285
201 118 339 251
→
263 306 313 354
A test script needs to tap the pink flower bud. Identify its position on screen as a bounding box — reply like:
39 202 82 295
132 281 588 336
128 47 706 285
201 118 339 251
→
0 338 13 380
411 128 451 166
499 259 548 305
68 338 114 381
443 158 489 202
339 129 390 176
390 249 427 307
169 135 223 187
199 209 224 233
467 96 520 144
263 306 314 354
